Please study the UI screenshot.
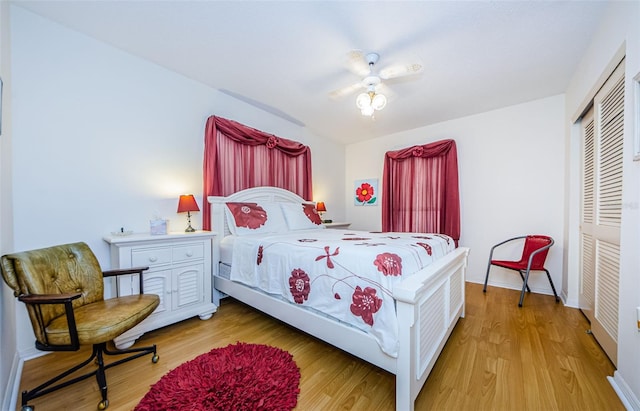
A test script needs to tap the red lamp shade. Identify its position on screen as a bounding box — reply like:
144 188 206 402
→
177 195 200 213
316 201 327 213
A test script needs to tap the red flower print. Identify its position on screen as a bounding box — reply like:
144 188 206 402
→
289 269 311 304
256 245 264 265
374 252 402 276
356 183 374 203
350 286 382 326
315 246 340 269
302 203 322 225
412 146 424 157
266 136 279 149
226 202 267 229
417 242 432 256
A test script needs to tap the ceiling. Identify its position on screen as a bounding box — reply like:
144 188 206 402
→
13 0 608 145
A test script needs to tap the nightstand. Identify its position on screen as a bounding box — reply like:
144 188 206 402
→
323 222 351 229
103 231 217 348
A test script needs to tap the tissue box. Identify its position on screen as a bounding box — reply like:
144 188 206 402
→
150 219 168 235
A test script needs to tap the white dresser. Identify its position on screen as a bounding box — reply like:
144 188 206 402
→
104 231 217 348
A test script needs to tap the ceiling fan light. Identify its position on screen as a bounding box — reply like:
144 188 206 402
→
361 106 374 116
371 93 387 110
356 93 370 109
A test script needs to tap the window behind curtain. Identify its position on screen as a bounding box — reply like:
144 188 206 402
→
382 139 460 244
202 116 312 230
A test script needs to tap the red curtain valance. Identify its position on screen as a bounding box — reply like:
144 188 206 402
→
206 116 311 156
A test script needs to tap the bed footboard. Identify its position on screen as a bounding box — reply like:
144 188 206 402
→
394 246 469 411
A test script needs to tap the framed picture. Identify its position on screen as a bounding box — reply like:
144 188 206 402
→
354 179 378 206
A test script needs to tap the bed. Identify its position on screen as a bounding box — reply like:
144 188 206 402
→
208 186 469 410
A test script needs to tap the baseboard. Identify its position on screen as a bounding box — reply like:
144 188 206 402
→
3 346 50 411
561 289 579 308
2 351 23 411
609 371 638 410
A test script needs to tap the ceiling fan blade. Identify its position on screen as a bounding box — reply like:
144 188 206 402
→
346 50 370 77
379 63 423 80
329 82 363 99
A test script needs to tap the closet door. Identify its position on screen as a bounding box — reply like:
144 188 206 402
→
579 107 595 324
579 60 624 366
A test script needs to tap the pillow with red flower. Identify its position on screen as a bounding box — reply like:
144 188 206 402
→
224 202 288 236
280 202 324 230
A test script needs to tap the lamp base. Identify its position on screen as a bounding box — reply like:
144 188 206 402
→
185 212 196 232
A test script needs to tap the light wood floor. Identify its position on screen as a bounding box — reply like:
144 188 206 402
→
18 283 623 410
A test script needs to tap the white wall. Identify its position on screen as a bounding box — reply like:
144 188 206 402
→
564 1 640 406
7 6 345 355
0 1 17 408
345 95 566 295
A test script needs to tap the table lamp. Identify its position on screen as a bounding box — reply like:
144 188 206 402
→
177 194 200 232
316 201 327 223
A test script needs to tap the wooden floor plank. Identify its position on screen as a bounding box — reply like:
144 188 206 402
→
17 283 623 410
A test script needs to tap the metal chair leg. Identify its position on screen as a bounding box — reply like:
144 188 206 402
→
517 270 532 293
483 262 492 292
519 269 531 307
545 269 560 302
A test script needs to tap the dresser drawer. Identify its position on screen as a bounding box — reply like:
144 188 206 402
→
172 243 204 263
132 247 172 267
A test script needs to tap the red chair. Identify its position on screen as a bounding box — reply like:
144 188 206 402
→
483 235 559 307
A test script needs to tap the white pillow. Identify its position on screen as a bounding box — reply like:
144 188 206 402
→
225 202 288 236
280 202 324 230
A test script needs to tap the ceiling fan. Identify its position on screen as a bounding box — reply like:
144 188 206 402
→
330 50 423 116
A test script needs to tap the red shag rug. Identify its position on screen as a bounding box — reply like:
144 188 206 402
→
135 342 300 411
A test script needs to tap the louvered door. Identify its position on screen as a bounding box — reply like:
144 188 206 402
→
579 108 595 324
579 60 624 366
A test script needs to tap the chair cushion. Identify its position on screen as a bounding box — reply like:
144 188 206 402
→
45 294 160 346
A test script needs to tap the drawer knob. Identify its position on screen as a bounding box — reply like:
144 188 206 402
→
149 256 158 262
186 251 194 257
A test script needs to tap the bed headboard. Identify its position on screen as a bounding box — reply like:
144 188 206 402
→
207 186 309 238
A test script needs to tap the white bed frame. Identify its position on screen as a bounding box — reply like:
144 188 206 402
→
208 186 469 411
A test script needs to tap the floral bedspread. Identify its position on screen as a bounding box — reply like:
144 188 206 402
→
230 229 455 357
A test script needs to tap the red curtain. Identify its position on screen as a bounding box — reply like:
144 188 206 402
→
382 139 460 244
202 116 313 230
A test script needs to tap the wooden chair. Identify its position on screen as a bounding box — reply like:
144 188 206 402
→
1 242 160 411
483 235 559 307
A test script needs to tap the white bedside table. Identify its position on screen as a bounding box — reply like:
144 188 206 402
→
103 231 217 348
323 222 351 229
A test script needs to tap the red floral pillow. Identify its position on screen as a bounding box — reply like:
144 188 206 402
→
280 202 324 230
225 202 288 236
302 203 322 225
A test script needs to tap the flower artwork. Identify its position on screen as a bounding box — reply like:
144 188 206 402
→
354 179 378 206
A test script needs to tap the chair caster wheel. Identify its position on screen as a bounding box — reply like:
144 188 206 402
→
152 354 159 363
21 405 34 411
98 399 109 410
